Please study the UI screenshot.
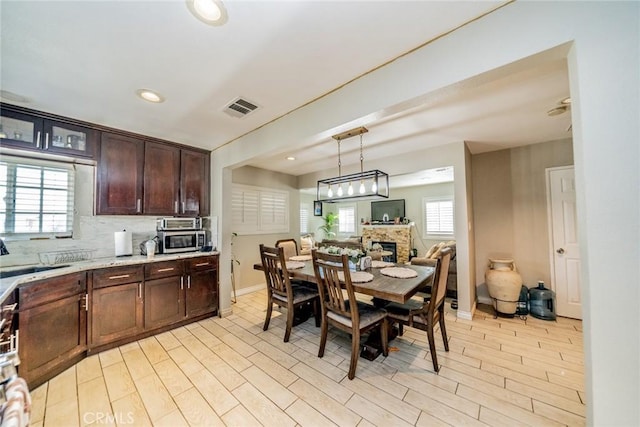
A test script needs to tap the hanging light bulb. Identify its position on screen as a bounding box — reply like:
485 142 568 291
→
316 126 389 202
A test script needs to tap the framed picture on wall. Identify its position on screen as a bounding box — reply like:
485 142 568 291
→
313 201 322 216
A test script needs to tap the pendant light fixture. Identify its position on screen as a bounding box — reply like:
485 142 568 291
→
316 126 389 202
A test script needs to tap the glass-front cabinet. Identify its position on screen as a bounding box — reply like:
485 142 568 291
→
0 106 98 159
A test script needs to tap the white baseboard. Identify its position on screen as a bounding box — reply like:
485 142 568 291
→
219 307 233 318
219 284 265 318
456 300 477 320
234 283 265 298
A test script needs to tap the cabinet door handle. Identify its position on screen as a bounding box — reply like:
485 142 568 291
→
157 267 175 272
187 275 191 289
180 276 184 290
136 199 142 213
138 283 142 298
14 330 19 353
45 132 50 149
36 131 41 148
108 274 130 280
175 201 179 214
182 201 186 213
195 262 210 267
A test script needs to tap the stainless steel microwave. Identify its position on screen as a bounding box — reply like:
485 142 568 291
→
157 230 207 254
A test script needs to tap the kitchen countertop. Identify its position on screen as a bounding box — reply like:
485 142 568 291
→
0 251 220 305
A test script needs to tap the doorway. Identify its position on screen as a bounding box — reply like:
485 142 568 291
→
546 166 582 319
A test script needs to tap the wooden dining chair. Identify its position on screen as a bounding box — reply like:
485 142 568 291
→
385 247 452 372
275 238 299 260
260 244 320 342
311 250 388 380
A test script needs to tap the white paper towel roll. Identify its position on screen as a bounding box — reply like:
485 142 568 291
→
114 230 132 257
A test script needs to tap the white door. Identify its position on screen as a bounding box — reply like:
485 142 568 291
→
547 166 582 319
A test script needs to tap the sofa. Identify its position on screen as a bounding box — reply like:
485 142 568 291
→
299 234 317 255
410 240 457 298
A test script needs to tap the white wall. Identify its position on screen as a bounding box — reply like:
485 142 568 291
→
211 3 640 423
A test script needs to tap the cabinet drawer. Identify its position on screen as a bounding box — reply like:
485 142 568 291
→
92 265 143 289
18 272 86 310
186 256 218 272
145 260 184 280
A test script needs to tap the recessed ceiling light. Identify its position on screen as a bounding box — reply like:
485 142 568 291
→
186 0 228 26
136 89 165 103
286 156 296 161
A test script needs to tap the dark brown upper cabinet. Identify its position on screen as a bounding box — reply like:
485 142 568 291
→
98 138 209 216
0 105 99 159
144 142 181 216
180 149 210 217
97 132 145 215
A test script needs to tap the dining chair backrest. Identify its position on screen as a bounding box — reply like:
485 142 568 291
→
428 247 452 315
260 244 292 301
275 239 299 260
311 250 359 326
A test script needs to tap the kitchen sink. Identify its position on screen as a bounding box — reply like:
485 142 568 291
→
0 264 70 279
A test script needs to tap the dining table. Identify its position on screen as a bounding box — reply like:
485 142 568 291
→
253 259 435 304
254 257 435 360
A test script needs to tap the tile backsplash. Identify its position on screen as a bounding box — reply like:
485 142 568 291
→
0 215 216 268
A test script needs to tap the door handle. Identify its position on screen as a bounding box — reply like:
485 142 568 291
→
556 248 565 254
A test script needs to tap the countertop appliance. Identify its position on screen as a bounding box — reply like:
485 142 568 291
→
155 217 208 254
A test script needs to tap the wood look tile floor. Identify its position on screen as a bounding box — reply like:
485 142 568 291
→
31 290 585 426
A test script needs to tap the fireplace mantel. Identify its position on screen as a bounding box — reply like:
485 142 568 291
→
362 225 412 263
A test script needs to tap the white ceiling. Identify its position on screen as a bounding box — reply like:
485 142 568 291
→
1 1 572 186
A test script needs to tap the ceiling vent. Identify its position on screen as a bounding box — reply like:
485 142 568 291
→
223 97 259 118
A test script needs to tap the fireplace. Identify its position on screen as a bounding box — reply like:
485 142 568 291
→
362 225 412 263
372 241 397 263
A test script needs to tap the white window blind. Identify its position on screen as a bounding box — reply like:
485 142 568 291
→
232 184 289 234
300 203 310 234
338 206 356 234
423 197 454 237
0 156 75 237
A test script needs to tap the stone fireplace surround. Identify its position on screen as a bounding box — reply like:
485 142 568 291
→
362 225 411 263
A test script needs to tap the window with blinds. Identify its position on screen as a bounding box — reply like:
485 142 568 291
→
423 197 454 237
232 184 289 234
338 205 356 234
300 203 310 234
0 156 75 237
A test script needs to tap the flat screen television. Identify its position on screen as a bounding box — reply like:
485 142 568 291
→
371 199 405 223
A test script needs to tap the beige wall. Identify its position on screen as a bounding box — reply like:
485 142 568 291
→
231 166 300 293
472 138 573 301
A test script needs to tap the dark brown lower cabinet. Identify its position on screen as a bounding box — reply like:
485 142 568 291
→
90 265 144 347
17 272 87 388
13 255 218 387
144 261 185 329
186 268 218 318
91 282 143 346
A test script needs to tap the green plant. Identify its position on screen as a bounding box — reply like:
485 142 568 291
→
318 212 338 239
